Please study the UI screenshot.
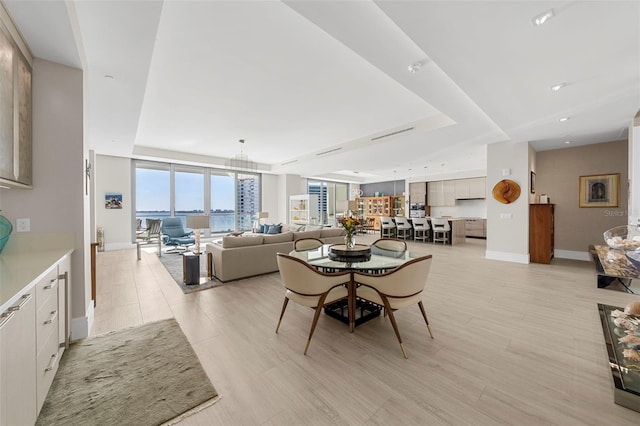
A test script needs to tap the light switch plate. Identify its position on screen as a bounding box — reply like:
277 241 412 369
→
16 218 30 232
502 168 511 176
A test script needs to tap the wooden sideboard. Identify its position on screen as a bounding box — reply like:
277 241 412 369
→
529 204 555 264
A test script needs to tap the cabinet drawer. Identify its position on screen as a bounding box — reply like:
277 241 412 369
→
35 268 59 311
36 293 58 353
36 329 60 413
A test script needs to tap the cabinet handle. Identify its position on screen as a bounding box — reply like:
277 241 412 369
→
8 293 32 311
44 310 58 325
44 278 57 290
0 312 15 330
44 353 58 372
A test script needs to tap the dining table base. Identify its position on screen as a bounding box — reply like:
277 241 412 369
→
324 298 381 328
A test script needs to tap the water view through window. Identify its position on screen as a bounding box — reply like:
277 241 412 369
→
135 161 260 234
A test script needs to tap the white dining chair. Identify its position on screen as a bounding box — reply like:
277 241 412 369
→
276 253 350 355
353 255 434 358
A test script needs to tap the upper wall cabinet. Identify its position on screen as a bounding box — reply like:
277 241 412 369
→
0 7 33 188
454 177 486 199
429 177 486 206
428 181 455 206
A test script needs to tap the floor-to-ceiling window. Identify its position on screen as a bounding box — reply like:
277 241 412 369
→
175 166 204 227
134 160 260 236
210 170 235 233
135 162 170 228
308 180 349 225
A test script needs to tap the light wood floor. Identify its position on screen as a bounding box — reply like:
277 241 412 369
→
92 236 640 425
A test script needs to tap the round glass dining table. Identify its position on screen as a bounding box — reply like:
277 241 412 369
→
288 244 416 331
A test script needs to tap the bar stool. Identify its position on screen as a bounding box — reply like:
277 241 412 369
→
431 218 451 244
380 216 396 238
412 217 429 242
394 216 412 240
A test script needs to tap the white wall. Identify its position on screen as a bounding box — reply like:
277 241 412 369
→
431 199 487 218
0 58 92 338
95 155 134 249
278 174 306 224
261 173 279 223
486 141 531 263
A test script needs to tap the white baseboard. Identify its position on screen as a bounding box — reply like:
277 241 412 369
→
554 249 590 261
71 302 94 341
485 250 530 264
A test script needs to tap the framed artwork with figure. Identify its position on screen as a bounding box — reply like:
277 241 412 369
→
579 173 619 208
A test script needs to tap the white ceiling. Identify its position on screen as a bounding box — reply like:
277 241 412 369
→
4 0 639 183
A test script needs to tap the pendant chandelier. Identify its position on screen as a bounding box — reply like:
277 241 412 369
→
225 139 258 172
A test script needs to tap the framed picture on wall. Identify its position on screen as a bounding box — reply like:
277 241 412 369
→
530 171 536 194
579 173 620 208
105 192 123 209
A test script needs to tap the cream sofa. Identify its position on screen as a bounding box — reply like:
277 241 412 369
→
206 227 346 282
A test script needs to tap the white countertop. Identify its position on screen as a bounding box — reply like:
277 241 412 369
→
0 233 74 311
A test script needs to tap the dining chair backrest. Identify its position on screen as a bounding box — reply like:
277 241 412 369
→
354 255 432 299
294 238 323 251
372 238 407 252
276 253 350 299
431 217 450 231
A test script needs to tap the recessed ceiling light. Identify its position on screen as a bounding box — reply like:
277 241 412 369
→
559 117 570 122
532 9 555 26
551 83 566 92
564 140 572 144
408 63 421 73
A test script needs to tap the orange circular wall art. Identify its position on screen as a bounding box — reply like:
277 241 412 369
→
492 179 521 204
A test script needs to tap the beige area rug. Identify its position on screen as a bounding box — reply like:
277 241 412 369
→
157 251 229 294
36 319 220 426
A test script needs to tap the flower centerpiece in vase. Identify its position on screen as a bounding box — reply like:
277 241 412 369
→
339 216 360 249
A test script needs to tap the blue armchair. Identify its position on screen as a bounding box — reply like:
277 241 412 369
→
162 217 195 252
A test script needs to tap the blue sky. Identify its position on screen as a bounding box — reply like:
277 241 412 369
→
136 168 235 211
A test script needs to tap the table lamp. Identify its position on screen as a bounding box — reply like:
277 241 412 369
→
186 215 210 254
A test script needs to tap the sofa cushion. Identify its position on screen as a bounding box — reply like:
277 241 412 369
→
222 235 264 248
293 230 322 240
302 225 323 231
263 231 294 244
281 223 303 233
321 228 345 238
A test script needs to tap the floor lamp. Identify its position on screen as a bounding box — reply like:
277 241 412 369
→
186 215 210 254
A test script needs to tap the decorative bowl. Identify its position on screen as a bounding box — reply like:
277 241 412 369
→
604 225 640 251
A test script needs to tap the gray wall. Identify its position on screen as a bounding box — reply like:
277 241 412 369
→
361 180 405 197
536 139 628 255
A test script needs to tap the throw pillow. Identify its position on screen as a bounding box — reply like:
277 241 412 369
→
266 224 282 234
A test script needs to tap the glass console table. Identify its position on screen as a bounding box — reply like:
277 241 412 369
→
598 304 640 413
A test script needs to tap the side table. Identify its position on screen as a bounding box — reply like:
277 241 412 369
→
183 252 200 285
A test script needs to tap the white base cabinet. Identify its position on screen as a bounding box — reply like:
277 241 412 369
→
0 253 71 423
1 293 37 426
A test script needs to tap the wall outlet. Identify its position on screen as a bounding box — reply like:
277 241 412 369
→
502 168 511 176
16 218 30 232
500 213 512 219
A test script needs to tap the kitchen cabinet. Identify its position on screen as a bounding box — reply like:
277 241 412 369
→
530 204 555 264
428 181 455 206
392 196 405 217
357 196 394 230
289 194 319 225
0 293 37 426
454 178 486 199
465 218 486 238
0 252 72 422
409 182 426 204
